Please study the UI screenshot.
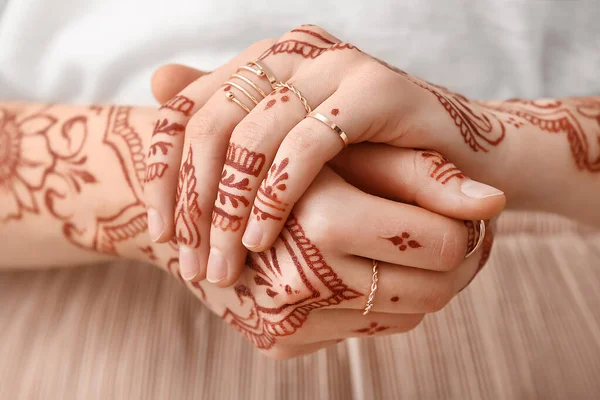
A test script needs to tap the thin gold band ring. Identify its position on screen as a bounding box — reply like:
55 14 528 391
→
306 111 349 148
465 220 486 259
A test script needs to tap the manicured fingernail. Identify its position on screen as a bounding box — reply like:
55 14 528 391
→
207 247 227 283
460 180 504 199
179 246 200 281
242 220 263 249
147 208 164 241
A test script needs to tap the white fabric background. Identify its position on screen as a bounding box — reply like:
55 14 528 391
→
0 0 599 106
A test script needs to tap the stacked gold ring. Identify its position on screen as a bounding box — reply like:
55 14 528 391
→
363 259 379 315
223 60 278 114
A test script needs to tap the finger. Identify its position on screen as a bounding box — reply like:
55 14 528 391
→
208 57 347 288
328 145 506 220
144 39 275 249
204 29 348 286
151 64 208 104
273 309 424 346
243 84 389 252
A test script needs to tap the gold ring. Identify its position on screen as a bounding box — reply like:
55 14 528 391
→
363 259 379 315
248 60 278 88
223 81 260 105
465 220 486 259
231 73 268 98
273 82 312 114
306 111 349 148
225 91 251 114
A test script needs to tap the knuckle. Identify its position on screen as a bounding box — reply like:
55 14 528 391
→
232 119 268 149
419 278 455 312
186 111 220 142
284 126 320 157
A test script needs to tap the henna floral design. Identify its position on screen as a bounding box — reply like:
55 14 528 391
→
144 118 186 183
253 158 289 221
174 148 202 248
383 233 422 251
421 150 465 184
222 215 362 349
213 143 266 232
0 109 56 221
353 322 390 335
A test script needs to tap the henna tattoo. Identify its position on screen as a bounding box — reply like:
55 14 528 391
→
174 148 202 248
421 151 465 184
484 99 600 172
152 119 185 137
383 233 422 251
253 158 289 222
374 58 507 152
144 118 186 183
144 162 168 183
159 95 195 117
259 40 357 61
212 206 243 232
353 322 390 335
331 108 339 116
3 105 151 256
0 109 56 221
222 215 362 349
391 296 399 302
264 87 292 111
212 143 266 232
290 28 336 45
139 245 158 261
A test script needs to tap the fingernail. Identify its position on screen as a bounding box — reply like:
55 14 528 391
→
460 180 504 199
179 246 200 281
242 220 263 249
147 208 165 241
207 247 227 283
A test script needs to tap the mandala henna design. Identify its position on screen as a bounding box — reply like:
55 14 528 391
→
353 322 390 335
212 143 266 232
0 108 57 221
383 233 422 251
222 215 362 349
159 95 195 117
253 158 289 222
421 150 465 184
174 148 202 248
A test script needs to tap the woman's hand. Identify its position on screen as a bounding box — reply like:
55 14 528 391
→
165 163 494 359
144 29 509 285
148 64 495 359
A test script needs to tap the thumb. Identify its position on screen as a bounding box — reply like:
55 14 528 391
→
151 63 209 104
329 143 506 221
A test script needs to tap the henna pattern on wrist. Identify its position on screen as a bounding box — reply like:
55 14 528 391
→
253 158 289 222
1 105 152 256
212 143 266 232
353 322 390 335
174 147 202 248
484 99 600 172
222 215 362 349
383 233 422 252
421 150 465 184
